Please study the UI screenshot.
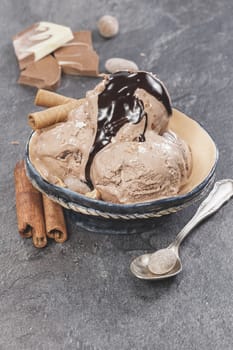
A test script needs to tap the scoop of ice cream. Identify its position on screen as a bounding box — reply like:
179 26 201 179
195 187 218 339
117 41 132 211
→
90 133 192 204
29 78 104 192
29 103 95 193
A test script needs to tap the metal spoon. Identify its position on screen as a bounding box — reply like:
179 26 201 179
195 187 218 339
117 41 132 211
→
130 179 233 280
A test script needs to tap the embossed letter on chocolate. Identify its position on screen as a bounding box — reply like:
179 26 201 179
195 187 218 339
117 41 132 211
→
13 22 73 70
54 31 99 76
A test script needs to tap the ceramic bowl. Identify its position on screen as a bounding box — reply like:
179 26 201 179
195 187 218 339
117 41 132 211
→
25 109 218 234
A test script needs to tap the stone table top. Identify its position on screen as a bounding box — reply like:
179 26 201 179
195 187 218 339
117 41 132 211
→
0 0 233 349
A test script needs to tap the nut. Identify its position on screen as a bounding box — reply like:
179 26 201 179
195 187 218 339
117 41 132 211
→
97 15 119 38
105 58 139 73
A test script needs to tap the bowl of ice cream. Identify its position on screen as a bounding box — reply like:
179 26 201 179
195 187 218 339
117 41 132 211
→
25 71 218 234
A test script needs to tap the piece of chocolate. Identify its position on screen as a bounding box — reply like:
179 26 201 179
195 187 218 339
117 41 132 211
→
13 22 73 70
68 31 93 46
17 55 61 90
54 31 99 77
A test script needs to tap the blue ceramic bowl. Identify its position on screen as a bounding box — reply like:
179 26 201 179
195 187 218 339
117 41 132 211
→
25 109 218 234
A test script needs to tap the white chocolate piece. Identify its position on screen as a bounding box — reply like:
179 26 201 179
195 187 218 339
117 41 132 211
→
13 22 74 69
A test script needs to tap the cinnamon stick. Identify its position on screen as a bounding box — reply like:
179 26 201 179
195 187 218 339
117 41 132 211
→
28 99 84 130
14 160 47 248
42 194 67 243
35 89 77 107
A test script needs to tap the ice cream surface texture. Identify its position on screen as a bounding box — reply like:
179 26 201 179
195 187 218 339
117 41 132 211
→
29 71 192 204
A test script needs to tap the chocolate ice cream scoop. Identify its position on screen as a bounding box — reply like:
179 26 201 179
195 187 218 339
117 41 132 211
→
29 103 95 193
90 133 192 204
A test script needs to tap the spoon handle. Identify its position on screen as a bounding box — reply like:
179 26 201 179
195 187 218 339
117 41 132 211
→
171 179 233 249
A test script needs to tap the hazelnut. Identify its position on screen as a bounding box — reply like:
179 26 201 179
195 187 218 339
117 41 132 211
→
97 15 119 39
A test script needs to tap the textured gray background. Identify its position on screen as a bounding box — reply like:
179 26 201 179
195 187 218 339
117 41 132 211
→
1 0 233 349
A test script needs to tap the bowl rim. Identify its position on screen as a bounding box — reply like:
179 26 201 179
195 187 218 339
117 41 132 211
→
25 112 218 215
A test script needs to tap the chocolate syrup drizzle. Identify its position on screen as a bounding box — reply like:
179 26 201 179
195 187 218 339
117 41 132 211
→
85 71 172 188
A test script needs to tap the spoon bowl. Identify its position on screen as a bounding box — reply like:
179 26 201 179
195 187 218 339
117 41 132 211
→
130 253 182 280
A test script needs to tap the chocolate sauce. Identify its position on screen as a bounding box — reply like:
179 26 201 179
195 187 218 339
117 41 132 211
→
85 71 172 188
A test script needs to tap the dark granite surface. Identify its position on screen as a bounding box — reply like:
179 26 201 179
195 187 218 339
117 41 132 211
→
1 0 233 349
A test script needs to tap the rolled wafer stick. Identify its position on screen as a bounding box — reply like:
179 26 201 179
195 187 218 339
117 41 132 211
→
14 160 47 248
28 99 84 130
35 89 77 107
42 194 68 243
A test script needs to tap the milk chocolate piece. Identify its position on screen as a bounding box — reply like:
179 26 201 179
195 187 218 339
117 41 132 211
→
54 31 99 76
69 31 93 46
13 22 73 70
18 55 61 90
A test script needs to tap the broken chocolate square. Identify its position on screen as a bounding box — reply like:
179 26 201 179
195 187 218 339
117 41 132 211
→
54 31 99 77
17 55 61 90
